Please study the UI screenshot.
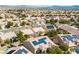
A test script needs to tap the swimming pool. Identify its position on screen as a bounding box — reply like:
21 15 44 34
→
47 25 54 29
32 37 47 46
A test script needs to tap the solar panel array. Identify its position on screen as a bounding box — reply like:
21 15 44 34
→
14 49 28 54
61 35 79 42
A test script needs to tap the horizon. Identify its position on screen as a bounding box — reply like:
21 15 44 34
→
0 0 79 6
0 5 79 6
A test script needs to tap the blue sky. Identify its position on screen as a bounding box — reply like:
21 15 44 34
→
0 0 79 5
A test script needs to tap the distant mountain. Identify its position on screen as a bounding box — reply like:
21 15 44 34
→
0 5 79 9
0 5 49 8
48 5 79 9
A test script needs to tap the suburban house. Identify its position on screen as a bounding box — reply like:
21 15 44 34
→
53 34 79 47
20 28 34 35
0 31 16 40
57 24 79 35
6 46 32 54
32 26 45 33
23 36 56 53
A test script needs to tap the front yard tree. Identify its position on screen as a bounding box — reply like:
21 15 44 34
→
59 43 69 51
5 21 13 28
16 31 26 43
46 46 63 54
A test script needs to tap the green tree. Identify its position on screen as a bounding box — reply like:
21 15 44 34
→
59 43 69 51
0 26 2 29
63 30 70 34
4 39 11 45
46 19 57 24
14 24 18 27
56 29 62 34
50 19 57 24
59 19 71 24
5 21 13 28
20 21 26 26
46 46 63 54
16 31 26 43
56 29 70 34
45 30 58 37
24 34 29 39
0 16 3 19
71 22 79 29
70 18 75 22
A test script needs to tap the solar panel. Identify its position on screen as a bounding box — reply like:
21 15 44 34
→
75 46 79 54
14 49 28 54
7 50 15 54
74 35 79 39
72 35 77 39
62 35 78 42
61 36 68 41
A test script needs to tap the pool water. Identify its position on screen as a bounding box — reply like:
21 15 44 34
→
47 25 54 29
32 37 47 46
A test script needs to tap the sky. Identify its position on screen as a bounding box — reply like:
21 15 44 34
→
0 0 79 6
